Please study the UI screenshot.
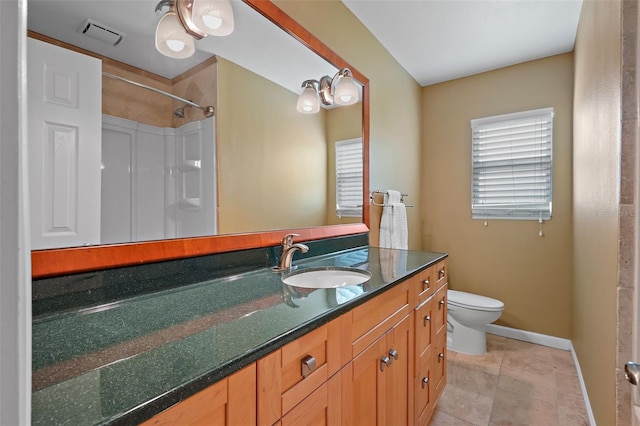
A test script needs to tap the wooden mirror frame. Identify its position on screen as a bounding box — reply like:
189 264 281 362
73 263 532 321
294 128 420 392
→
31 0 370 279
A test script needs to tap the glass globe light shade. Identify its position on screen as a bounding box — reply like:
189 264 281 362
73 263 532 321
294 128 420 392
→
192 0 235 36
333 73 359 106
297 85 320 113
156 11 195 58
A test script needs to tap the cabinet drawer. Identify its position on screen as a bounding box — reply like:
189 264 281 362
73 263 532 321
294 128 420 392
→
413 264 437 303
435 259 447 288
350 281 411 357
432 283 447 337
414 297 434 375
257 319 342 425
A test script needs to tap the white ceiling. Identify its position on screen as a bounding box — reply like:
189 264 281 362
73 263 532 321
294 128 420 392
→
27 0 584 96
342 0 584 87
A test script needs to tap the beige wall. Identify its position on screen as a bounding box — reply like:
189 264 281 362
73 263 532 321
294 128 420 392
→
216 57 328 234
102 63 173 128
276 0 424 249
422 54 574 338
572 0 622 424
171 59 217 127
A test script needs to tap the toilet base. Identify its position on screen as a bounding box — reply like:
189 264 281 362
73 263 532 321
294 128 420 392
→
448 322 487 355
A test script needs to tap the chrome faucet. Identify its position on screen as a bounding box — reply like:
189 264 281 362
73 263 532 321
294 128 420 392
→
274 233 309 272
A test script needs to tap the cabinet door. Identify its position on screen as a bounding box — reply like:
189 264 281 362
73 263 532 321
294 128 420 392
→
385 314 412 426
349 336 388 426
280 372 341 426
142 363 256 426
415 349 434 426
346 314 412 426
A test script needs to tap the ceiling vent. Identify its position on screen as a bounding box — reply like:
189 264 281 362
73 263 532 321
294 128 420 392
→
78 19 125 46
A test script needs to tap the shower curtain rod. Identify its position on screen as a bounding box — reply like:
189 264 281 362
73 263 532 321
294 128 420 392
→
102 72 215 117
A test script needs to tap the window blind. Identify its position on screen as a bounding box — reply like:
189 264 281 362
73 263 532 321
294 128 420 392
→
335 138 363 218
471 107 553 220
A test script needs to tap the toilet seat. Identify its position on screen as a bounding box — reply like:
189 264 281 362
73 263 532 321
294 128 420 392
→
448 289 504 312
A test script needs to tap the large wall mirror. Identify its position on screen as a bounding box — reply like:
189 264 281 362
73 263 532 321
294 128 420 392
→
28 0 370 278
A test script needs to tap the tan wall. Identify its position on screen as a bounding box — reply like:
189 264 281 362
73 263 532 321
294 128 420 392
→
422 54 574 338
102 63 173 128
572 0 621 423
276 0 424 249
171 58 217 127
216 57 328 234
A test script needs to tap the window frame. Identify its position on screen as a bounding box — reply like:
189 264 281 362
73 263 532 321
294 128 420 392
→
335 137 363 218
470 107 554 221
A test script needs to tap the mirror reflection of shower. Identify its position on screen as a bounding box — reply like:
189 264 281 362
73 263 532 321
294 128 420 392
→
174 104 190 118
102 72 215 119
174 103 215 119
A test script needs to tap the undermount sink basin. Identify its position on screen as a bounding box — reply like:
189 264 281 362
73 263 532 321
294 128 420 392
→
282 267 372 289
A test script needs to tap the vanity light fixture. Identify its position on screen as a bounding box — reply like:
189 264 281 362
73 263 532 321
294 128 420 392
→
296 68 360 113
155 0 234 59
296 80 320 113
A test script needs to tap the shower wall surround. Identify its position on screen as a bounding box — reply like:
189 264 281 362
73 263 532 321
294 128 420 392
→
101 115 217 244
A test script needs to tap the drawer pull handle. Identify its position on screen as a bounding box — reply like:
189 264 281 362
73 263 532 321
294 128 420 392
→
424 315 431 326
389 349 398 360
422 279 430 290
380 356 392 371
422 377 429 389
438 269 446 280
438 353 444 363
301 355 317 378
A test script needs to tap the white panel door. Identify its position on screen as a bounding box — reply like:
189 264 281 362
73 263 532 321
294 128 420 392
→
28 38 102 249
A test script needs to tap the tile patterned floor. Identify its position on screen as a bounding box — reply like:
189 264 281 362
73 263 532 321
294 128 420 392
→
429 334 591 426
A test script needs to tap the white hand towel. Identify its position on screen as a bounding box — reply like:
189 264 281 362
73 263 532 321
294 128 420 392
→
379 190 408 249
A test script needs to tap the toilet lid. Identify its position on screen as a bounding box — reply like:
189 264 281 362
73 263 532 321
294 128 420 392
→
447 289 504 312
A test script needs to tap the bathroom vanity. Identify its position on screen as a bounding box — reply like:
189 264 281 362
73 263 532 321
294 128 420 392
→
31 242 448 425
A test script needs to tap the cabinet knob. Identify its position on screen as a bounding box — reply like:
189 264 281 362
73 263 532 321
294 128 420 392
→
301 355 317 378
380 356 391 371
439 299 445 309
422 377 429 389
422 279 430 290
389 349 398 360
424 315 431 326
438 268 446 280
438 352 444 363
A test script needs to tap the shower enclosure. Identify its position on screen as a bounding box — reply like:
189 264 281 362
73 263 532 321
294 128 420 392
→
101 114 217 244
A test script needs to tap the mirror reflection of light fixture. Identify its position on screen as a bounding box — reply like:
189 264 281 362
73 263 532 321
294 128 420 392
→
155 7 196 58
155 0 234 58
297 68 360 113
296 80 320 113
191 0 235 36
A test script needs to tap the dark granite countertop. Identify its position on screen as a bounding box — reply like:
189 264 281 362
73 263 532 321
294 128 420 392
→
32 244 446 425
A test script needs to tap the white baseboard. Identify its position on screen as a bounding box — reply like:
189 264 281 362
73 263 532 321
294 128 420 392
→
486 324 571 350
569 341 597 426
486 324 596 426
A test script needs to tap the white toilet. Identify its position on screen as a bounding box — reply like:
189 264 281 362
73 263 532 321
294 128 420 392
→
447 289 504 355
